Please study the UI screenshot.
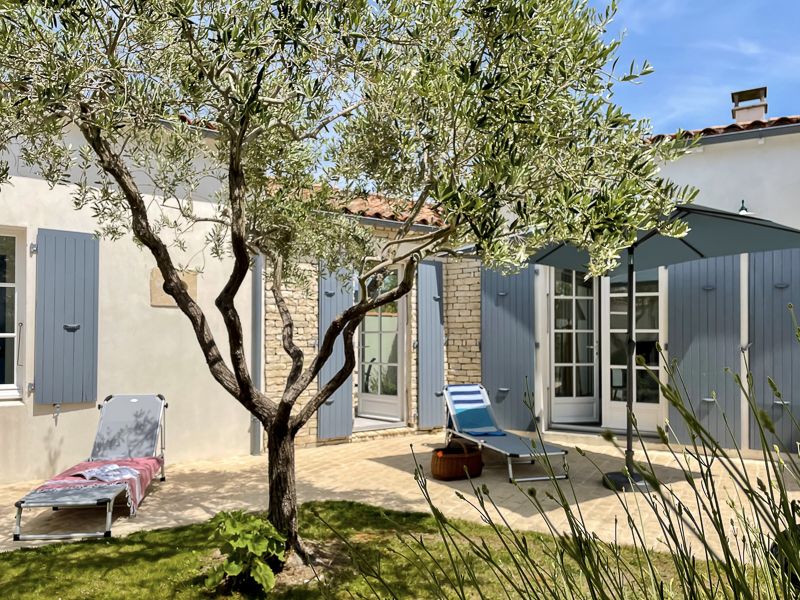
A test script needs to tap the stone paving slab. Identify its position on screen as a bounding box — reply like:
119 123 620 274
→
1 431 795 556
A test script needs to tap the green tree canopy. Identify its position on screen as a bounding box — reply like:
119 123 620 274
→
0 0 695 558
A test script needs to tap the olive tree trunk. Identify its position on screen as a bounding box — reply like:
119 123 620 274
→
266 420 300 555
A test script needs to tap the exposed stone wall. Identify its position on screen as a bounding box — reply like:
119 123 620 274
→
264 226 420 448
264 262 320 447
443 257 482 385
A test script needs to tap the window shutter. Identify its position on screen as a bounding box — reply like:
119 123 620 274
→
317 267 354 440
480 263 536 430
417 261 445 429
34 229 99 405
668 257 740 448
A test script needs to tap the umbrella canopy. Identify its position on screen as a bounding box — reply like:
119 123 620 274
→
532 204 800 272
530 203 800 491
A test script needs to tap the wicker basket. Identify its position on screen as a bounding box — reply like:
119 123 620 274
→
430 441 483 481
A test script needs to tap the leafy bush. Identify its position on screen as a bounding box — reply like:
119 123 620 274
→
205 510 285 595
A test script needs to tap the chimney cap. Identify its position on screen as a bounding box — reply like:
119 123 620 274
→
731 86 767 121
731 87 767 104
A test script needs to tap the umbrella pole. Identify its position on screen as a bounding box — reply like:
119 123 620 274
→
625 245 635 474
602 244 648 492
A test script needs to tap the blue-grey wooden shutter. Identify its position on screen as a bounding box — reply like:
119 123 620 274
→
668 257 740 448
417 261 445 429
34 229 99 405
317 267 354 440
480 263 536 430
749 249 800 451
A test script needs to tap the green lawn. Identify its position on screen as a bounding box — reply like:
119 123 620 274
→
0 500 676 599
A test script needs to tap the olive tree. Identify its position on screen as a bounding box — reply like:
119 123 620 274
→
0 0 694 560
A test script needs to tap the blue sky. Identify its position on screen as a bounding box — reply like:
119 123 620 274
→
601 0 800 134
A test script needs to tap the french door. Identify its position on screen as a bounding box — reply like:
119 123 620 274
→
600 268 666 432
550 269 599 424
358 269 405 421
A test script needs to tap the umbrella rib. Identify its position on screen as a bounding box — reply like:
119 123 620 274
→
678 236 706 259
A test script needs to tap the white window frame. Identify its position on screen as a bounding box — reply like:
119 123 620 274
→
600 268 668 432
356 266 407 423
0 228 24 401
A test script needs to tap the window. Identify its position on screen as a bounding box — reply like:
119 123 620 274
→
360 269 401 397
0 233 21 395
608 268 661 404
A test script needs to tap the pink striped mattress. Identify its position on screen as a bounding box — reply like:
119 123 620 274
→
34 457 163 515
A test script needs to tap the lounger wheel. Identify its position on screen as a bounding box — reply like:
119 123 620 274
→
160 476 166 482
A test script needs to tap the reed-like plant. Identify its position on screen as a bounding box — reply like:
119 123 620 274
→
326 342 800 599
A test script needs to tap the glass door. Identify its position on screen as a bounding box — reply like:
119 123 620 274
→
601 268 664 432
358 270 405 421
551 269 599 424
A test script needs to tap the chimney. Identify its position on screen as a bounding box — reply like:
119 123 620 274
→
731 87 767 123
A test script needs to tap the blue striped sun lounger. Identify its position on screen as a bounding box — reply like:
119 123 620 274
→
441 384 568 483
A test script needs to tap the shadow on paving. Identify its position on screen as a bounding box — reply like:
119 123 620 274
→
365 441 701 509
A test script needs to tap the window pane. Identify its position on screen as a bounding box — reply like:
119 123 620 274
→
381 332 398 363
636 296 659 330
0 337 14 386
636 369 660 403
554 299 573 330
610 332 628 366
0 236 14 284
363 313 380 331
1 288 13 334
380 313 398 333
382 270 399 292
554 366 573 398
576 332 594 364
636 269 659 293
576 299 593 330
610 368 627 402
610 272 628 294
636 332 659 366
361 365 379 394
554 332 572 364
380 365 398 396
609 297 627 330
576 366 594 397
555 269 573 297
575 272 592 297
361 333 380 365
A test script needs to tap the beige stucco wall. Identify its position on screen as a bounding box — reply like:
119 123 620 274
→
659 133 800 228
0 173 254 483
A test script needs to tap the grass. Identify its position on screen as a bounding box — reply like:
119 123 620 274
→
0 500 678 599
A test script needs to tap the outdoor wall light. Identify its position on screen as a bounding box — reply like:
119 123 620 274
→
738 199 754 216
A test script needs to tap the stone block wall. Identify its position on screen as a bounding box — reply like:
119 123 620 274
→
442 257 482 385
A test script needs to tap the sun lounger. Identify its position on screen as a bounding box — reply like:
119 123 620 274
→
442 384 568 483
13 394 167 541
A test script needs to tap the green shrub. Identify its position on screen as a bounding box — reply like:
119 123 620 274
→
205 510 286 595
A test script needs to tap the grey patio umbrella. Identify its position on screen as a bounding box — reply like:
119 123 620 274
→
531 204 800 491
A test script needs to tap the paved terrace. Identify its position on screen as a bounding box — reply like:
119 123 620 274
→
1 431 795 555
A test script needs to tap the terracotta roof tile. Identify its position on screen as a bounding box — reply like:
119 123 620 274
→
651 115 800 143
343 194 441 226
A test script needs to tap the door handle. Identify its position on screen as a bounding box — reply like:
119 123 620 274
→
773 400 791 407
63 324 81 333
16 322 23 366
